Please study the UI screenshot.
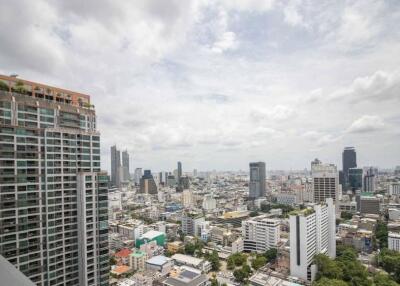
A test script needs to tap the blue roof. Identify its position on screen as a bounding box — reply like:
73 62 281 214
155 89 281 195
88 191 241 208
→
146 255 169 266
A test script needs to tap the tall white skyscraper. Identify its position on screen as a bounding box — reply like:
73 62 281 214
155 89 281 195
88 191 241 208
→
289 198 336 282
312 160 339 204
242 216 280 253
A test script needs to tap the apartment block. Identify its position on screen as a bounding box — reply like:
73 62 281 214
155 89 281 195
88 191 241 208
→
289 199 336 282
242 216 280 253
0 75 108 286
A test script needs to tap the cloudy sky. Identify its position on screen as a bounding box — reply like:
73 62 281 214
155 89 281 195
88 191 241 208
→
1 0 400 172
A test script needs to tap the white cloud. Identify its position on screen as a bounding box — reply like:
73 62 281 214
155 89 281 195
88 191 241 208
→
0 0 400 170
329 70 400 102
211 31 238 53
347 115 385 134
251 105 297 122
335 0 384 50
283 0 306 28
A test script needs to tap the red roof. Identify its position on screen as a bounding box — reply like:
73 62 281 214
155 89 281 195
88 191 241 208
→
114 248 133 258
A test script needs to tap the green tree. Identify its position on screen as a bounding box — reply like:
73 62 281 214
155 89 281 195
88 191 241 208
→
233 265 252 283
206 251 220 271
260 203 271 213
250 211 259 217
312 277 348 286
233 269 247 283
227 253 247 267
378 249 400 283
251 255 267 270
374 273 399 286
314 254 342 280
264 248 277 262
340 211 353 220
0 81 9 91
184 243 196 255
376 221 388 249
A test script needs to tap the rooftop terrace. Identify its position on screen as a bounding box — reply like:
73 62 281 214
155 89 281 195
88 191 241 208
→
0 74 93 110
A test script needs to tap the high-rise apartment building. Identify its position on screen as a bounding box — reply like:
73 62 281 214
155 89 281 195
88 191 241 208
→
110 145 121 187
311 160 339 204
242 216 280 253
342 147 357 190
289 199 336 282
249 162 266 199
121 150 130 182
0 75 109 286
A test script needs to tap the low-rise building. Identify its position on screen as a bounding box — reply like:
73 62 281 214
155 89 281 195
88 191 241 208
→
162 267 210 286
167 241 184 254
389 232 400 252
171 254 212 273
136 230 166 248
145 255 173 276
130 251 148 271
216 211 249 227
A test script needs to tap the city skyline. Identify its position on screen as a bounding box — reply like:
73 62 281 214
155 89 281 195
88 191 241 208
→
1 1 400 171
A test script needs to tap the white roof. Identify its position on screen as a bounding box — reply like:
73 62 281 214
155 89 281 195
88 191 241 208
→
171 254 203 266
142 230 164 239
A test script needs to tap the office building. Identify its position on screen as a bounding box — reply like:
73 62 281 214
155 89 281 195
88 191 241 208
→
0 75 109 285
249 162 266 199
311 160 339 204
342 147 357 190
134 168 142 185
388 232 400 252
360 196 380 215
242 216 280 253
180 176 190 190
289 199 336 282
111 145 121 187
348 168 363 192
363 167 376 193
177 161 182 183
139 170 158 194
121 150 130 182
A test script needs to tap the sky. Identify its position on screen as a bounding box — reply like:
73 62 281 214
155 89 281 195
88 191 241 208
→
0 0 400 172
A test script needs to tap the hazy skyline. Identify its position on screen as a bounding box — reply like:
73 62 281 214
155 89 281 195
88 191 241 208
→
1 0 399 171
